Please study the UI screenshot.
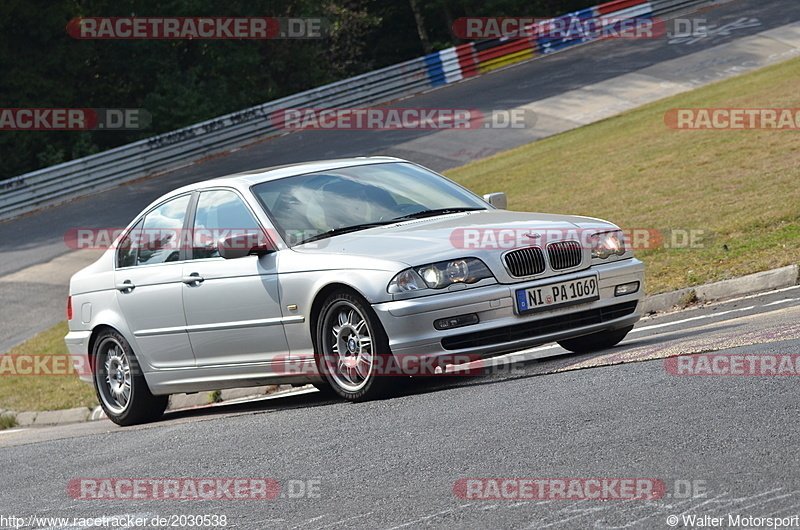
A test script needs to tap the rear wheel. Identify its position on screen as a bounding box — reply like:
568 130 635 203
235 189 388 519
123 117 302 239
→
92 329 168 426
314 291 398 401
557 325 634 354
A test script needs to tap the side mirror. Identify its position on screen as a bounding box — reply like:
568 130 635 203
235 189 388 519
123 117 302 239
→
483 192 507 210
218 232 276 259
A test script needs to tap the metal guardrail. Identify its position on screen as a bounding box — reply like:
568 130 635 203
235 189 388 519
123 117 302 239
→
0 55 433 221
0 0 709 222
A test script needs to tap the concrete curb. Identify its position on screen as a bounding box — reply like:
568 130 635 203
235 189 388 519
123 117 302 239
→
1 265 797 431
2 407 92 428
641 265 799 314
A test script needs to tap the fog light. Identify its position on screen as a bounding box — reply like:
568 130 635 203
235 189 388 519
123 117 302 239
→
434 313 479 330
615 281 640 296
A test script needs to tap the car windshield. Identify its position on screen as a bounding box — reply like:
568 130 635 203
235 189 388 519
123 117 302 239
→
251 162 488 245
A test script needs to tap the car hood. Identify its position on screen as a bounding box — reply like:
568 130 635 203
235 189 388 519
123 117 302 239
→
292 210 618 273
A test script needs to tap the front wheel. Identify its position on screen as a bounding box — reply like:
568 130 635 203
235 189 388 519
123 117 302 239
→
92 329 168 426
557 325 634 354
314 291 398 401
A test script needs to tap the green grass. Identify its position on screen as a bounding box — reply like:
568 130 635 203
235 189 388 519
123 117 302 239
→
445 58 800 294
0 322 97 412
0 413 17 430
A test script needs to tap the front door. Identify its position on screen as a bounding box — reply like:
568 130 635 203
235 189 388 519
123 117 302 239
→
181 189 290 366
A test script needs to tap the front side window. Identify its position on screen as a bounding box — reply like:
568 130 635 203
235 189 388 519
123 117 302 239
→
191 189 262 259
116 194 191 267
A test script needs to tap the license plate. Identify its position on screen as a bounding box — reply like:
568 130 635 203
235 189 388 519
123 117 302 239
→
516 275 599 314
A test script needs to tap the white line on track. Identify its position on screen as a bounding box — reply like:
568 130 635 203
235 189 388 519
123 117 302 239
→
633 297 800 334
0 429 25 435
630 305 757 333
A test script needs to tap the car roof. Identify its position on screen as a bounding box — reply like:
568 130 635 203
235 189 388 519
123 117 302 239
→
167 156 407 196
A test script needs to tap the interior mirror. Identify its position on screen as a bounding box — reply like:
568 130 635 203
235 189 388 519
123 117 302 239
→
218 232 276 259
483 192 507 210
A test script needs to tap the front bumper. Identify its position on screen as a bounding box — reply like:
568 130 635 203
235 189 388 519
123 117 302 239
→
373 258 644 362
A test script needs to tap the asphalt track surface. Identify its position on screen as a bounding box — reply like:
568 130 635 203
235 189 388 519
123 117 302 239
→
1 287 799 528
1 0 799 351
1 1 800 527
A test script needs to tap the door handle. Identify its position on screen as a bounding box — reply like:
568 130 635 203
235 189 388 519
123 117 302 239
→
182 272 204 285
115 280 134 292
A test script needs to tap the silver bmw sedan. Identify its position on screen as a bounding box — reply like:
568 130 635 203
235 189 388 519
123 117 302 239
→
65 157 644 425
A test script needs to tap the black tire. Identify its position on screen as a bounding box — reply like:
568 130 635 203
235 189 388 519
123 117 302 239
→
557 325 634 354
314 291 398 401
92 329 168 426
311 383 340 398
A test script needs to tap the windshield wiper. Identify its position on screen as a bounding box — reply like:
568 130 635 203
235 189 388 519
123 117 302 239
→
391 207 485 221
297 208 485 245
298 221 398 244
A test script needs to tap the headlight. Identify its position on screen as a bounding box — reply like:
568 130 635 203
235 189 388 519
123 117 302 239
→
388 269 426 292
591 230 627 259
388 258 493 293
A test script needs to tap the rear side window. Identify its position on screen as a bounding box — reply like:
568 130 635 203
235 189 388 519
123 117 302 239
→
116 194 191 268
191 190 262 259
116 219 143 268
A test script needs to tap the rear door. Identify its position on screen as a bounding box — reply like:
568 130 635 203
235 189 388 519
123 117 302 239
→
114 194 195 369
